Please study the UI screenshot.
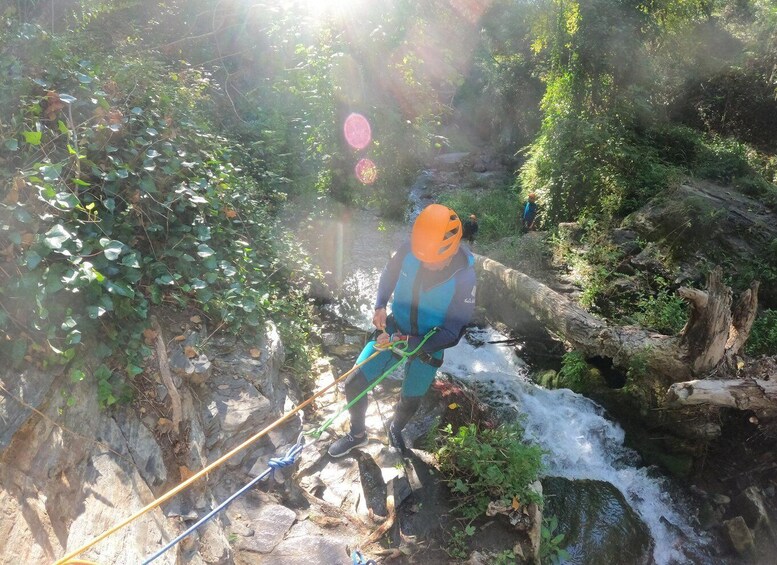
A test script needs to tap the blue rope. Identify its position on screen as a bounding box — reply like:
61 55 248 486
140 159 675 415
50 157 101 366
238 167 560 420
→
142 441 304 564
351 549 377 565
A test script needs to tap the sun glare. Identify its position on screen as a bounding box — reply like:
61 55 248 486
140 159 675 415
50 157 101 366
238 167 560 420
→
280 0 357 22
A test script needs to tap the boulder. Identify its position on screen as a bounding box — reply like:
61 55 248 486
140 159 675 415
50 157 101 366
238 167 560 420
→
731 486 772 534
433 152 471 170
723 516 755 556
543 476 653 565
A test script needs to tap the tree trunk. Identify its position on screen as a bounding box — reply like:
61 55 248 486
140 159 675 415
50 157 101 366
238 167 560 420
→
474 257 770 412
666 378 777 416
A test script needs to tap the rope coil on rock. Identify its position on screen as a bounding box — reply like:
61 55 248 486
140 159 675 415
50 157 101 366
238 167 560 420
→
142 440 305 564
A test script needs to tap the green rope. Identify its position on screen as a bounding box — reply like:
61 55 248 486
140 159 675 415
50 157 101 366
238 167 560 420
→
306 328 438 439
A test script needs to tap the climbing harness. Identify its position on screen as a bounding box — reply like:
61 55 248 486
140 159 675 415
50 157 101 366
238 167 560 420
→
58 328 438 564
56 348 383 565
305 328 438 440
141 439 305 564
351 549 377 565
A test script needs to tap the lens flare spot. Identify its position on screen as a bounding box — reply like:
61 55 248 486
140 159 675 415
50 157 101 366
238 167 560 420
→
344 113 372 150
355 158 378 184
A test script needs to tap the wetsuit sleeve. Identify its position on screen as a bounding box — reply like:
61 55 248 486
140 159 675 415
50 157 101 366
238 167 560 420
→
407 265 477 354
374 242 410 309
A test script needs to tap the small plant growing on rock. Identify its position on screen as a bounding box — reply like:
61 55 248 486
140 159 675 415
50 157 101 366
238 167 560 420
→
558 351 590 392
435 420 545 555
539 515 570 564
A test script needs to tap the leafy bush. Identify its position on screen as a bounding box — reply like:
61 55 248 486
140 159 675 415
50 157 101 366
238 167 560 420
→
746 309 777 356
0 24 316 400
436 422 544 522
631 291 688 335
557 351 591 392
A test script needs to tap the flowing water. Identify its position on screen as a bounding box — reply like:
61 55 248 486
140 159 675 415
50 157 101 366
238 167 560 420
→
327 207 712 564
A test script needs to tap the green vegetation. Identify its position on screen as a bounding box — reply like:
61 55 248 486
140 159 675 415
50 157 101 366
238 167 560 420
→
557 351 591 392
436 421 544 556
631 290 689 335
747 309 777 356
539 515 571 565
0 6 324 399
0 0 774 409
439 186 520 243
0 1 458 402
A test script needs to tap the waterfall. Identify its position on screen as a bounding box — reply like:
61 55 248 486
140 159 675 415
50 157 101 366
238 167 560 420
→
443 327 709 565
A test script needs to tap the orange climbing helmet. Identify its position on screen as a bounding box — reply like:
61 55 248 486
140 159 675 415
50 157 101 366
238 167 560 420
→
411 204 462 263
528 192 537 202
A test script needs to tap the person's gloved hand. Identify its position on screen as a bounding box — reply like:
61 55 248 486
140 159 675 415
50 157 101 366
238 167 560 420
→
372 307 387 331
376 331 407 345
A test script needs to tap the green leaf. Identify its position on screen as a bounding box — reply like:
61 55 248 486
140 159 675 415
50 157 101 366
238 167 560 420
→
58 120 69 134
126 364 143 377
121 252 140 268
55 192 79 209
4 139 18 151
10 340 27 367
104 280 135 297
44 224 71 249
197 244 215 258
70 369 86 382
219 261 237 276
13 208 33 223
41 165 61 181
102 240 124 261
465 525 476 536
139 176 156 193
23 131 42 145
87 305 107 319
94 363 112 380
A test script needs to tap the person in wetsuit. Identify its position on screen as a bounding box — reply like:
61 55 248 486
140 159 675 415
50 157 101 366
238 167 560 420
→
521 192 539 233
328 203 477 457
462 214 479 244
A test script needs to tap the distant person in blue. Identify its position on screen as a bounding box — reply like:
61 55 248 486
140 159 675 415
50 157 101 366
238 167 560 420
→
521 192 539 233
328 204 477 457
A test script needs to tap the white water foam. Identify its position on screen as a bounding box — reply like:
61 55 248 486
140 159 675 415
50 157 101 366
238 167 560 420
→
442 327 708 565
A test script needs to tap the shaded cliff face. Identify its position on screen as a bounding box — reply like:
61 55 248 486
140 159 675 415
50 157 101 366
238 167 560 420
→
623 180 777 307
0 320 288 564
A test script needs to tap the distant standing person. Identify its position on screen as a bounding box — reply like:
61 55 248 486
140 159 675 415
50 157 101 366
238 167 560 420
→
462 214 479 244
521 193 539 233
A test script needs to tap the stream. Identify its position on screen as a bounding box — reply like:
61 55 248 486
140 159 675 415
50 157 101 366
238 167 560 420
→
325 194 715 564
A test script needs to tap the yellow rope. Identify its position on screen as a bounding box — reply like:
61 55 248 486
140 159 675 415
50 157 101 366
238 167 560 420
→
55 349 382 565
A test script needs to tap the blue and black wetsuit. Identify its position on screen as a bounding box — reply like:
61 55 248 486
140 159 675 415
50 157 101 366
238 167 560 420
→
522 201 538 231
344 241 477 436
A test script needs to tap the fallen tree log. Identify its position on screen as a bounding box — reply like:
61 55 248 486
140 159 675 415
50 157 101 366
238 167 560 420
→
474 256 771 412
666 378 777 416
